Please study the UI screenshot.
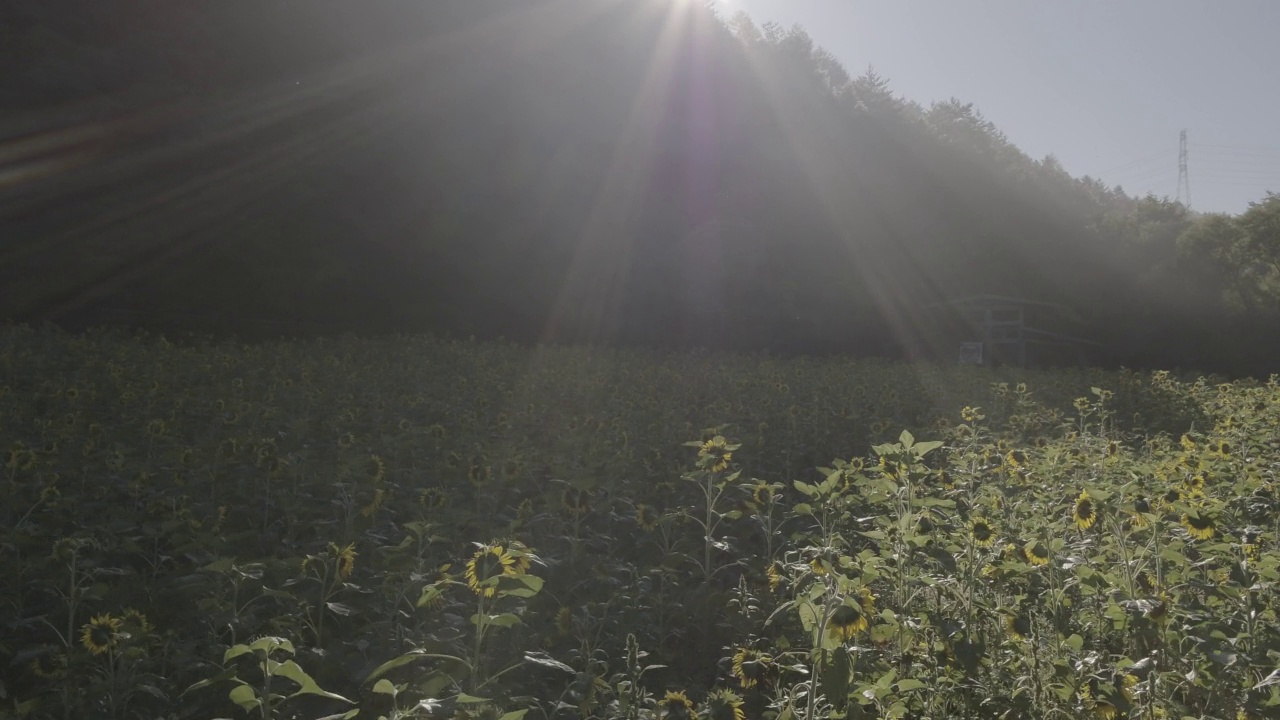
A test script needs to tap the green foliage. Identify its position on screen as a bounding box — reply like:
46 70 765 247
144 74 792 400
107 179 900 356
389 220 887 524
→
2 326 1279 719
187 636 353 719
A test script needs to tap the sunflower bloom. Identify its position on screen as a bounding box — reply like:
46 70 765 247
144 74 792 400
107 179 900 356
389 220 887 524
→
1079 684 1118 719
659 691 695 720
419 487 448 510
30 653 67 679
365 454 386 482
505 539 534 573
700 437 733 473
332 542 357 580
1182 511 1215 540
731 647 772 689
635 503 658 531
554 606 573 635
1073 490 1098 530
766 561 783 593
971 518 996 547
81 614 122 655
360 487 386 518
749 481 773 510
122 608 152 635
466 544 517 597
1117 673 1138 702
1144 595 1169 624
1131 495 1150 528
1242 533 1260 562
828 589 875 642
1023 540 1050 566
1006 614 1032 640
704 689 746 720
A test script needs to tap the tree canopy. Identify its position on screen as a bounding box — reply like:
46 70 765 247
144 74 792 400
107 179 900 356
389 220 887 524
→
2 0 1278 373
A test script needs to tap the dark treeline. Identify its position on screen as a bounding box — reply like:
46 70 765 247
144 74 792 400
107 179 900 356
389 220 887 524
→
3 0 1279 374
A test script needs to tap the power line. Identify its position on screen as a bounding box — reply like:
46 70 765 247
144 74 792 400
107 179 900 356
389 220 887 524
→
1096 148 1173 176
1189 142 1280 154
1112 168 1177 186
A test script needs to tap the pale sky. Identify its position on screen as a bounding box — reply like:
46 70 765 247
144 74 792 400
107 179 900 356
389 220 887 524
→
723 0 1280 214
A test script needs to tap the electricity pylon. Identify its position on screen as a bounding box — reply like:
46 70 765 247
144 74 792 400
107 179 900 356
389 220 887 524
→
1176 129 1191 208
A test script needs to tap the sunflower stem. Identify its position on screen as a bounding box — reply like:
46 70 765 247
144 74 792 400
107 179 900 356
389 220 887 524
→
472 592 487 692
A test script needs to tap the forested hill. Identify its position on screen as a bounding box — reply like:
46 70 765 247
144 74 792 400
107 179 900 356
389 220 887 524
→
3 0 1279 373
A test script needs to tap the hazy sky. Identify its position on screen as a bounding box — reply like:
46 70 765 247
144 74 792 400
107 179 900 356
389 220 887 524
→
722 0 1280 214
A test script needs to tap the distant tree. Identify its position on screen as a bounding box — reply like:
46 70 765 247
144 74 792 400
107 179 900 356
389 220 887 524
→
846 67 904 118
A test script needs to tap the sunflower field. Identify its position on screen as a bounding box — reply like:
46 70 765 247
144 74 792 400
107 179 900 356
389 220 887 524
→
1 324 1278 720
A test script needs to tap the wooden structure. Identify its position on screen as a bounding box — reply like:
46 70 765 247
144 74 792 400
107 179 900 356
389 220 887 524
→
925 295 1100 368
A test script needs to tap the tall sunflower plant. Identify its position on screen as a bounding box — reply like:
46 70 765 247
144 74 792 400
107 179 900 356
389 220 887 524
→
287 541 361 647
680 433 747 583
340 540 548 716
869 431 944 623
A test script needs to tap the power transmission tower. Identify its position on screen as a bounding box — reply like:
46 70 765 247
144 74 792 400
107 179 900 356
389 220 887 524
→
1176 129 1191 207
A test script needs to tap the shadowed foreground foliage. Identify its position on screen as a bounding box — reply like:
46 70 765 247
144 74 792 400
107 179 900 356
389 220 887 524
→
2 326 1278 719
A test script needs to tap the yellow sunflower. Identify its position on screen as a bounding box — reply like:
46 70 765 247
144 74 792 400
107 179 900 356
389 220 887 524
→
554 606 573 635
970 518 996 547
766 561 783 593
30 652 67 679
121 608 152 635
1131 496 1150 528
466 544 516 597
659 691 696 720
1023 540 1050 566
1005 449 1027 469
704 689 746 720
331 542 357 581
1136 570 1157 593
81 614 122 655
635 503 658 531
1116 673 1138 702
731 647 772 689
360 488 386 518
1005 614 1031 641
828 589 875 642
505 539 534 573
700 437 733 473
749 481 773 510
1241 531 1260 562
1144 595 1169 624
1181 511 1215 540
419 487 448 511
1073 490 1097 530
